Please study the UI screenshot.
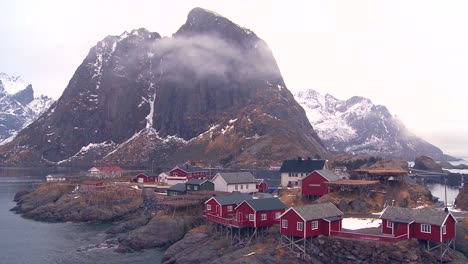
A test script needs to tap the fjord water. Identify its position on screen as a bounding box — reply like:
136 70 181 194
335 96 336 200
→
0 168 163 264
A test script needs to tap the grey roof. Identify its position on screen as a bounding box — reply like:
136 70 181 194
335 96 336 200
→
213 193 252 205
279 159 327 173
314 169 340 181
380 206 452 226
168 183 187 192
186 179 205 185
293 202 343 221
216 172 257 184
242 198 288 212
175 164 207 173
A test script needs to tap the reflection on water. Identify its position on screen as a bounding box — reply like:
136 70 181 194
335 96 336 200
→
0 167 163 264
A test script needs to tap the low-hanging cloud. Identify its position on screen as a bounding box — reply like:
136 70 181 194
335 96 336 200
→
150 33 281 85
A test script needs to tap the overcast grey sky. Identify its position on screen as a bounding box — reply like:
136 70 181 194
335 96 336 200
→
1 0 467 158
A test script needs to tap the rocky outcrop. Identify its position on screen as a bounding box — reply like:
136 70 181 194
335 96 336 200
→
163 225 459 264
117 214 201 251
162 227 298 264
0 8 327 168
414 156 444 173
11 183 143 222
295 89 456 161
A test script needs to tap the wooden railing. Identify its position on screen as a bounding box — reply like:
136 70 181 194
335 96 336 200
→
331 231 407 243
204 212 246 227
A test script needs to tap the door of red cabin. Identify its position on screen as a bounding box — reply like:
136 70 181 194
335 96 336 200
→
238 212 243 224
216 205 221 216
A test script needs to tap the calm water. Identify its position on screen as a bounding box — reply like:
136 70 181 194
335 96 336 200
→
426 183 460 206
0 168 163 264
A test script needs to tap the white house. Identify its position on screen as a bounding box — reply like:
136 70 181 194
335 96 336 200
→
211 172 258 193
158 172 169 184
279 157 328 187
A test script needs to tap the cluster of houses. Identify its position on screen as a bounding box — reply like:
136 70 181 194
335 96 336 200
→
203 193 457 257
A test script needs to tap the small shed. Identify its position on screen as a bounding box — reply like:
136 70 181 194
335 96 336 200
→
167 183 187 196
135 173 157 183
185 179 214 192
235 197 288 227
279 202 343 238
301 169 340 197
256 179 268 193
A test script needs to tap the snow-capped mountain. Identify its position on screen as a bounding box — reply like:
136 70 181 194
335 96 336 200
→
295 89 454 161
0 8 328 167
0 73 54 144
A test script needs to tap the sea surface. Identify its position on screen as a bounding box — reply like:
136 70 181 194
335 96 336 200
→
0 168 163 264
426 183 460 206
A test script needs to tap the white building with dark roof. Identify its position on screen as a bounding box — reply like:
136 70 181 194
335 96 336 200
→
211 172 258 193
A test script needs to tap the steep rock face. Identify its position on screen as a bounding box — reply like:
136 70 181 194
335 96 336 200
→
0 8 328 167
0 73 54 144
295 89 454 161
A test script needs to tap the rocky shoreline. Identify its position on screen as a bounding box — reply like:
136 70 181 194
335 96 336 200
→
10 183 201 253
11 183 468 263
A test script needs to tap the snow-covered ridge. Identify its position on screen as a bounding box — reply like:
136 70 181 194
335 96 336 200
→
0 73 54 145
295 89 448 160
0 73 29 94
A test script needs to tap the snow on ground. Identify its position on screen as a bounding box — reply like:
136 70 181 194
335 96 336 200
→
342 218 381 230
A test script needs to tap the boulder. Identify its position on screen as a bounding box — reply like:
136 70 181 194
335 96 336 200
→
414 156 443 173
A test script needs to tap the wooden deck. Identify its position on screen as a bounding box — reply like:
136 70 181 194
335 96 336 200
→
331 230 407 242
204 212 247 227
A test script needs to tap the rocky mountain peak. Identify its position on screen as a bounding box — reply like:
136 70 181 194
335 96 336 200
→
295 88 454 161
0 8 327 167
0 73 54 145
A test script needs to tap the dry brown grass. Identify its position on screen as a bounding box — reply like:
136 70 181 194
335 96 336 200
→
189 225 209 234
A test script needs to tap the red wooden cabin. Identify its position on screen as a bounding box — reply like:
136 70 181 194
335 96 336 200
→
380 206 457 242
279 202 343 238
256 179 268 193
301 170 340 197
234 198 288 227
204 193 252 218
169 163 207 181
135 173 157 183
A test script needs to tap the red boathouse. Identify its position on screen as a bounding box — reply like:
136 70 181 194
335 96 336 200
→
380 206 457 242
301 170 340 197
204 193 252 218
135 173 157 183
279 202 343 238
234 198 288 227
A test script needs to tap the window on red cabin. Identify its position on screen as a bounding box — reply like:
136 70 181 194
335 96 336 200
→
297 222 303 231
421 224 431 233
275 212 281 219
249 214 254 221
312 221 318 230
387 221 393 228
442 225 447 235
227 205 233 212
261 214 267 221
207 204 211 211
282 219 288 228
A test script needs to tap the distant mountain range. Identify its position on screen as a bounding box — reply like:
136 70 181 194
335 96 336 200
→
0 8 328 167
0 73 54 145
295 89 456 161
